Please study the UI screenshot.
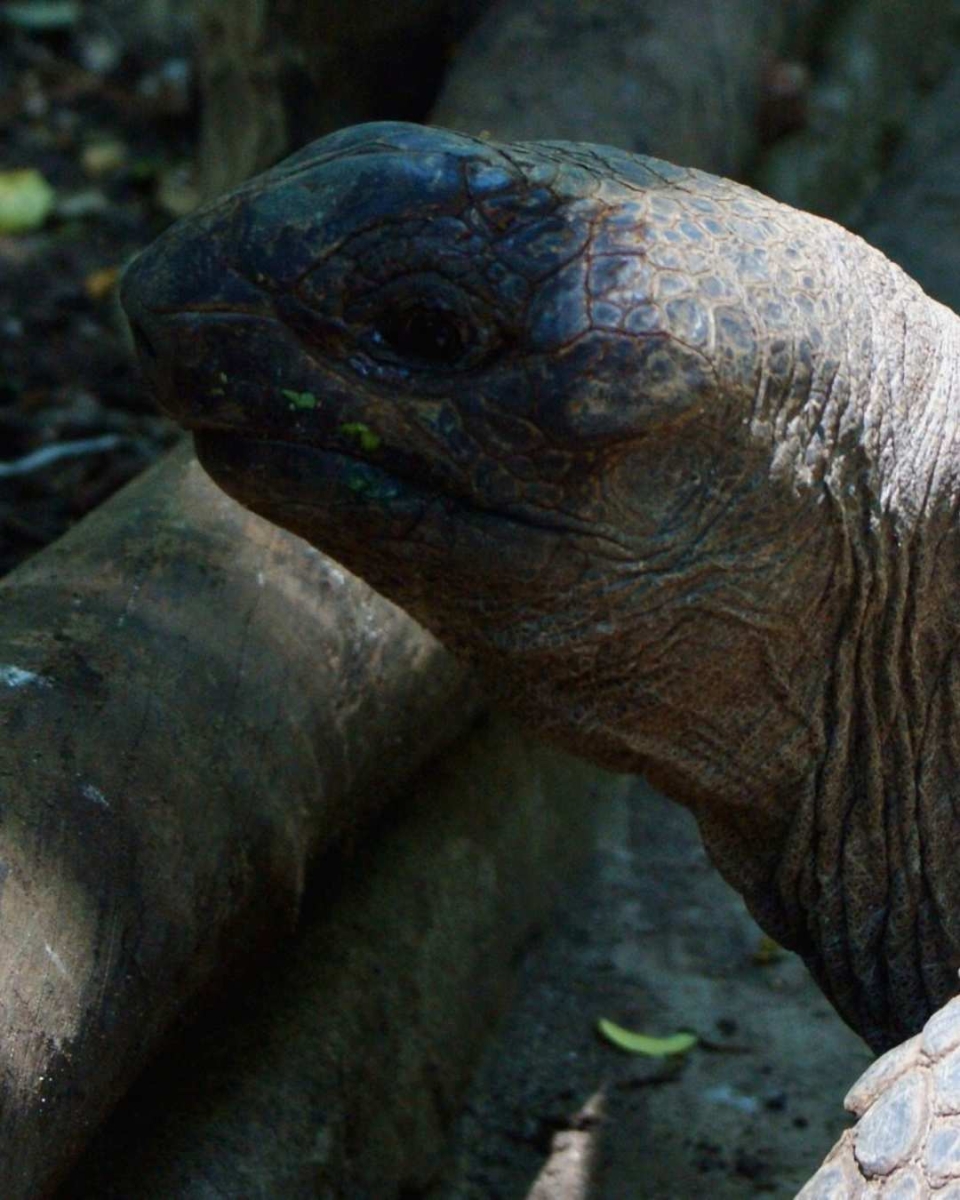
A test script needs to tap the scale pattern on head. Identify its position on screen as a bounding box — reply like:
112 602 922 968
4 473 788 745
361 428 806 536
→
120 119 914 779
121 121 866 747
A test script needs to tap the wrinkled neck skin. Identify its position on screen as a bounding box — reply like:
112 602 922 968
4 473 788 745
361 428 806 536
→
395 223 960 1054
622 247 960 1053
382 222 960 1053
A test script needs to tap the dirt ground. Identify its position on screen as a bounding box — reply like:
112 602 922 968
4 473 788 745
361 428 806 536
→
432 779 869 1200
0 18 186 575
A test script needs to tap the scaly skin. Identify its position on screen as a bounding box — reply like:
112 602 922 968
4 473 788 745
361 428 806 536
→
122 122 960 1190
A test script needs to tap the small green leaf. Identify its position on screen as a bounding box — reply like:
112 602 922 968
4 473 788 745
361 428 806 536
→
0 169 56 234
338 421 381 452
597 1019 697 1057
282 389 319 410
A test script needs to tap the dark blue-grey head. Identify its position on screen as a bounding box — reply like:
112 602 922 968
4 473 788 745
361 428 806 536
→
121 120 830 782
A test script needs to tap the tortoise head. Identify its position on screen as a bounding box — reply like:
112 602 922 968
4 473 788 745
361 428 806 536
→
124 121 960 1049
122 122 865 778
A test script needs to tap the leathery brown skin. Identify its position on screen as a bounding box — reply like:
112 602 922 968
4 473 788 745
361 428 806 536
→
123 122 960 1190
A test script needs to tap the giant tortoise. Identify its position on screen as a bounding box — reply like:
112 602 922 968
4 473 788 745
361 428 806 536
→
121 121 960 1196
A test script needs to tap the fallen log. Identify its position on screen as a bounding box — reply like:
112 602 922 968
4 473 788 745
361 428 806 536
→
61 715 613 1198
0 441 478 1197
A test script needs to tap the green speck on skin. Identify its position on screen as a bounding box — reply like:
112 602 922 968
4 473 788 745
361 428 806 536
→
346 471 370 494
343 466 402 503
338 421 381 452
282 389 319 410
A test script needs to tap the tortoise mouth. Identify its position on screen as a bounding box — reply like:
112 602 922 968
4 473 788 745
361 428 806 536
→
192 428 575 541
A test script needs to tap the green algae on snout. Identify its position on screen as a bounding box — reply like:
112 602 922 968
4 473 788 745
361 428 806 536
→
283 389 320 410
338 421 381 452
344 463 401 503
346 471 372 495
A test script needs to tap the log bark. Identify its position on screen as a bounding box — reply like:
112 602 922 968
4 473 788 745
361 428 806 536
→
61 717 616 1199
854 63 960 314
431 0 820 176
195 0 490 200
754 0 953 220
0 442 478 1198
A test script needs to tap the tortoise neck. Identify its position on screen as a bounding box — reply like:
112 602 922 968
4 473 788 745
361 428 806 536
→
688 489 960 1051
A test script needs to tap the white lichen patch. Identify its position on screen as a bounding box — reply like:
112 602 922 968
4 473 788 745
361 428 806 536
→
0 664 53 690
79 783 109 809
43 944 72 982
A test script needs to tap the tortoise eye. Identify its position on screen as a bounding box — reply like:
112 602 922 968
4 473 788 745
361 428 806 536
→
373 305 468 366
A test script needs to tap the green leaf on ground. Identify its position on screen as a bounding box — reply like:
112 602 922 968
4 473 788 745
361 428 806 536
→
597 1019 698 1057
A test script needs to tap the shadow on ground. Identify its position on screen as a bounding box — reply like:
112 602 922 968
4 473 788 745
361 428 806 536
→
433 779 870 1199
